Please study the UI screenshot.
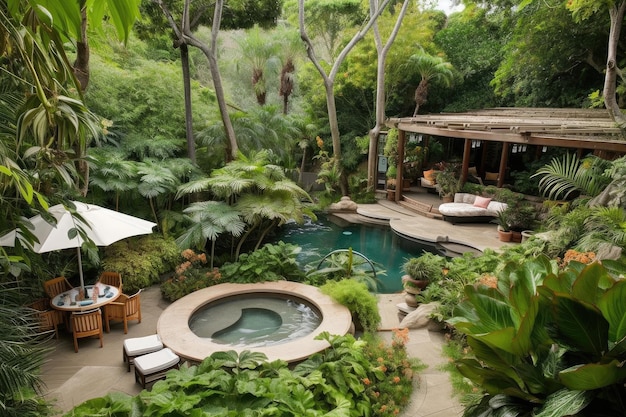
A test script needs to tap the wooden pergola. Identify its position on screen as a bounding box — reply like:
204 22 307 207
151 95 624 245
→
384 108 626 200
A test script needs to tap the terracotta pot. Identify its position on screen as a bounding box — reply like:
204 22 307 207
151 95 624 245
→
387 190 396 201
441 195 454 203
498 229 513 242
402 275 429 290
511 231 522 243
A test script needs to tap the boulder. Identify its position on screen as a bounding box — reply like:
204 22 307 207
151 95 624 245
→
399 302 440 329
328 196 358 212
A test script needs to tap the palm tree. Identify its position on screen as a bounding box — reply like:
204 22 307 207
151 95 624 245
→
236 26 280 106
533 153 612 200
275 27 303 114
404 51 454 116
578 206 626 252
176 201 245 268
177 150 316 259
88 149 138 211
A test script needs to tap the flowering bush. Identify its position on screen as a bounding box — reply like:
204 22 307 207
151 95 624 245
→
559 249 596 268
160 249 222 301
362 328 424 416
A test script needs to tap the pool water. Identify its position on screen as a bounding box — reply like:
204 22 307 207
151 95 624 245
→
274 214 434 293
189 296 322 347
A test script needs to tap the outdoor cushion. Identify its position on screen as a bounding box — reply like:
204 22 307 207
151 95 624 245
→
123 334 163 371
439 193 507 224
423 169 438 183
485 172 499 181
473 196 492 209
134 347 180 388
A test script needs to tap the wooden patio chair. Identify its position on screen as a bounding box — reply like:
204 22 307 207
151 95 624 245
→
104 289 142 334
71 308 103 352
99 271 122 292
43 276 73 299
26 298 60 339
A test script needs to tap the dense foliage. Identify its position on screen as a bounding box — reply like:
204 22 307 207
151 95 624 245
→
448 258 626 416
65 332 421 417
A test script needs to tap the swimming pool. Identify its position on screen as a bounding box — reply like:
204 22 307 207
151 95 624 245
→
274 214 436 293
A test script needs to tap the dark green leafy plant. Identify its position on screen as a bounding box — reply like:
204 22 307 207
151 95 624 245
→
65 334 421 417
219 241 306 283
448 257 626 416
102 235 180 293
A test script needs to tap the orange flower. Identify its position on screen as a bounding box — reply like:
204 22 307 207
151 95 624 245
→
478 274 497 288
380 405 387 412
377 357 384 363
392 376 401 383
362 378 371 385
316 136 324 148
181 249 195 260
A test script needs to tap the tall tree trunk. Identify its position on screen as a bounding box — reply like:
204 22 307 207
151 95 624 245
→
73 3 90 91
280 60 295 114
299 0 391 196
180 44 196 162
184 0 238 160
74 2 90 197
604 1 626 129
367 0 410 191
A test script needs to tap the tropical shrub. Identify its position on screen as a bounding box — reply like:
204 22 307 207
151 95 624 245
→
65 333 422 417
320 279 381 333
102 235 180 293
219 242 307 283
160 250 224 302
448 257 626 416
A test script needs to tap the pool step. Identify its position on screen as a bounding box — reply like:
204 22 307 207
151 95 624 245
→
399 195 443 220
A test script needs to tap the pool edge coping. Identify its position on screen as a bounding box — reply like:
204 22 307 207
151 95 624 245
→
157 282 353 364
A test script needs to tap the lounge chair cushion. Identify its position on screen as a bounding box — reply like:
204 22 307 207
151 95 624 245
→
124 334 163 356
473 196 492 209
134 348 179 375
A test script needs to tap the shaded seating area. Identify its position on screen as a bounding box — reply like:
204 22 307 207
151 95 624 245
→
104 289 142 333
71 308 104 353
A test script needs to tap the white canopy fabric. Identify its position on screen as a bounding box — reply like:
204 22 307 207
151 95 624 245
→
0 202 157 289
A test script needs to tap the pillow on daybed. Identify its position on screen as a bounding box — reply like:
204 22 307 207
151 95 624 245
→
473 196 492 209
423 169 437 183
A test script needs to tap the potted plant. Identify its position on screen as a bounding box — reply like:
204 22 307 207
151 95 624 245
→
401 253 446 307
435 166 462 202
496 209 513 242
506 203 537 242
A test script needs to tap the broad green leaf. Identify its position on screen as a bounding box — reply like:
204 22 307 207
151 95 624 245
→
533 388 590 417
550 293 608 356
559 360 626 390
598 280 626 342
571 262 605 304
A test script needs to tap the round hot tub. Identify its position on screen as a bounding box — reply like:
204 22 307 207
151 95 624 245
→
157 282 353 363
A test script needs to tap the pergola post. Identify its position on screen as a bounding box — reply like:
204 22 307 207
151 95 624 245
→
497 142 509 188
461 138 472 184
396 129 406 202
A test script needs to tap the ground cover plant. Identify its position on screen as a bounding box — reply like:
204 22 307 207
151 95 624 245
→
65 332 422 417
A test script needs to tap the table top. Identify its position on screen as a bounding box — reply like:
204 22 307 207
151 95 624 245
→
51 285 120 312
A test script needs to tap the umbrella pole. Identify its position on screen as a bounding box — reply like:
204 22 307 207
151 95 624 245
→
76 247 86 293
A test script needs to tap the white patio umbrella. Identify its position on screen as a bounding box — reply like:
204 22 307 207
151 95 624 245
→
0 201 156 291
